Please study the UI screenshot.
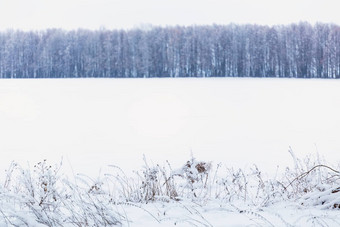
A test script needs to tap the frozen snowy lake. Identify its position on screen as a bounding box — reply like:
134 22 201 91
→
0 78 340 177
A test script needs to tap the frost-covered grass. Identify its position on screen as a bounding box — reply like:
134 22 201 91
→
1 151 340 226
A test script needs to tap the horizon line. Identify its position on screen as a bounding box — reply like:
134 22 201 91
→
0 21 339 32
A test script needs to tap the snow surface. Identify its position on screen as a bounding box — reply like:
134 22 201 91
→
0 78 340 178
1 77 340 226
119 201 340 227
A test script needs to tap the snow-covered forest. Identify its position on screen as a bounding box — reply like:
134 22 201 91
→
0 22 339 79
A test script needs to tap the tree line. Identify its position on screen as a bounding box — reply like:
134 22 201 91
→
0 22 339 78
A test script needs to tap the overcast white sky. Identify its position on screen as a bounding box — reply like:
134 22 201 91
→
0 0 339 30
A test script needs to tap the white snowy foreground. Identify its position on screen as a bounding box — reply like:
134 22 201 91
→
3 203 340 227
0 154 339 226
0 78 340 226
120 202 340 226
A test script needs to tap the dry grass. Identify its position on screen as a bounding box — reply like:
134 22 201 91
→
0 150 339 226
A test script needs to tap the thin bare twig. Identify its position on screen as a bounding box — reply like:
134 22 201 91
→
284 164 340 190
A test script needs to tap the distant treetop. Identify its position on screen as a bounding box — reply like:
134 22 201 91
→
0 22 339 78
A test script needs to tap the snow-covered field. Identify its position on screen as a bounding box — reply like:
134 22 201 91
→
1 78 340 226
1 78 340 175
